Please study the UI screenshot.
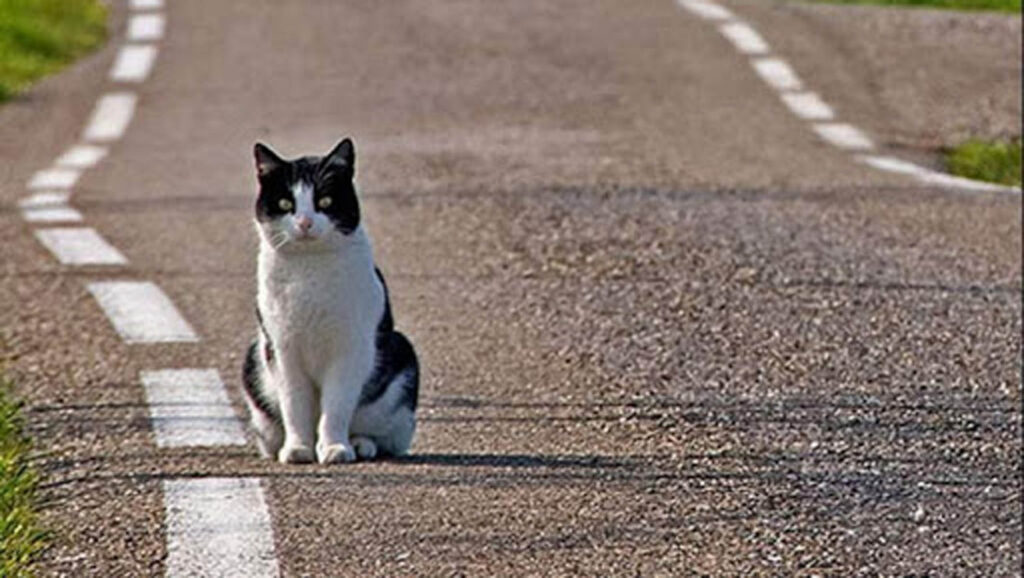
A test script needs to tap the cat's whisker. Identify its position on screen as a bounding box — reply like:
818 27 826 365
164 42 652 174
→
269 232 290 250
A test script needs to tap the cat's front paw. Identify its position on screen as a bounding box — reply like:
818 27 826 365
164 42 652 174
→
318 443 357 464
278 443 315 464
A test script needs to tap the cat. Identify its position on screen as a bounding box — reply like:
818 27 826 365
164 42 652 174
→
241 138 419 464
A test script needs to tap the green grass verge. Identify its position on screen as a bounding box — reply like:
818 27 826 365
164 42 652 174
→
0 0 108 101
947 139 1022 187
810 0 1021 11
0 378 47 578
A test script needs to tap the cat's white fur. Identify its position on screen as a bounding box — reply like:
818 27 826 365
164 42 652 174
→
254 181 387 464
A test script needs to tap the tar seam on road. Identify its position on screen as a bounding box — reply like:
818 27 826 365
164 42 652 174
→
675 0 1021 194
16 1 281 573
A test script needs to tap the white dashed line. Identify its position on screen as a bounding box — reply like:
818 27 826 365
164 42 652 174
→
110 44 159 83
163 478 279 578
130 0 164 9
677 0 1017 193
86 281 199 343
55 144 109 169
127 14 166 41
779 91 835 121
22 206 84 224
813 122 875 151
19 191 70 208
859 155 1017 193
751 58 803 92
27 168 80 190
83 92 138 142
718 22 770 55
141 369 248 447
676 0 734 20
34 228 127 265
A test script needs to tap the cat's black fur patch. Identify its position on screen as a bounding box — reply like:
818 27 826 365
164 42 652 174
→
242 340 281 422
360 268 420 411
255 305 274 365
253 140 360 234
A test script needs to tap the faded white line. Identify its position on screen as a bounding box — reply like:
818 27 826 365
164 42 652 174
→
19 191 70 208
34 228 127 265
22 206 83 223
55 144 108 169
718 22 769 55
127 14 165 41
83 92 138 142
676 0 734 20
813 122 874 151
141 369 247 447
27 168 80 190
130 0 164 9
780 91 834 120
110 44 158 83
163 478 279 578
860 155 1021 193
87 281 199 343
751 58 803 92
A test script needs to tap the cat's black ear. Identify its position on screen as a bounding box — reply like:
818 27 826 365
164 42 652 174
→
323 138 355 174
254 143 285 177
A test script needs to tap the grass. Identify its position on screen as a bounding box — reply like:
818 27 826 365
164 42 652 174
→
947 139 1022 187
0 378 47 578
811 0 1021 11
0 0 108 101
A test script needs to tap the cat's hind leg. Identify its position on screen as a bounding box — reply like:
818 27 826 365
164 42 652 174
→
352 331 419 458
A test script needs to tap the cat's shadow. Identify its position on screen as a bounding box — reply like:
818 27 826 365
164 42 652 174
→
384 453 638 470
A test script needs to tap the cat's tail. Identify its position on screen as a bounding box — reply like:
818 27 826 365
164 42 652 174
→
242 339 284 458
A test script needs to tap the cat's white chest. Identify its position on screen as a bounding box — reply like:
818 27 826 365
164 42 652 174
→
257 232 382 376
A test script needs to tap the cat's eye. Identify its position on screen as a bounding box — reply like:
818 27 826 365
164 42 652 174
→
278 199 293 211
318 196 333 209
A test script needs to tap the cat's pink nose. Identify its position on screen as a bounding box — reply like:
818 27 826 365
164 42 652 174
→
295 216 313 233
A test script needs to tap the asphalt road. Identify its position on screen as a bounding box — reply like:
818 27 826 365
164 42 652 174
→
0 0 1020 575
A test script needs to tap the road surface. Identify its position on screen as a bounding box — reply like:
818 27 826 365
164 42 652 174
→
0 0 1020 575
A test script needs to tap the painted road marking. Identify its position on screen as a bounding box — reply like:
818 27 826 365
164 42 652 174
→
55 144 108 169
19 191 70 208
718 22 769 55
128 14 166 41
22 206 84 224
110 44 158 83
27 168 80 190
677 0 1018 192
87 281 199 343
34 228 127 265
163 478 279 578
676 0 734 20
780 91 834 121
751 58 802 92
813 123 875 151
140 369 247 447
860 155 1017 193
83 93 138 142
130 0 164 9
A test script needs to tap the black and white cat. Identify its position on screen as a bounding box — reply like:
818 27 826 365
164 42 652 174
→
241 138 418 464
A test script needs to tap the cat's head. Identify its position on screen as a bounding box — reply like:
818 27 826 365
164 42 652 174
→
252 138 360 251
